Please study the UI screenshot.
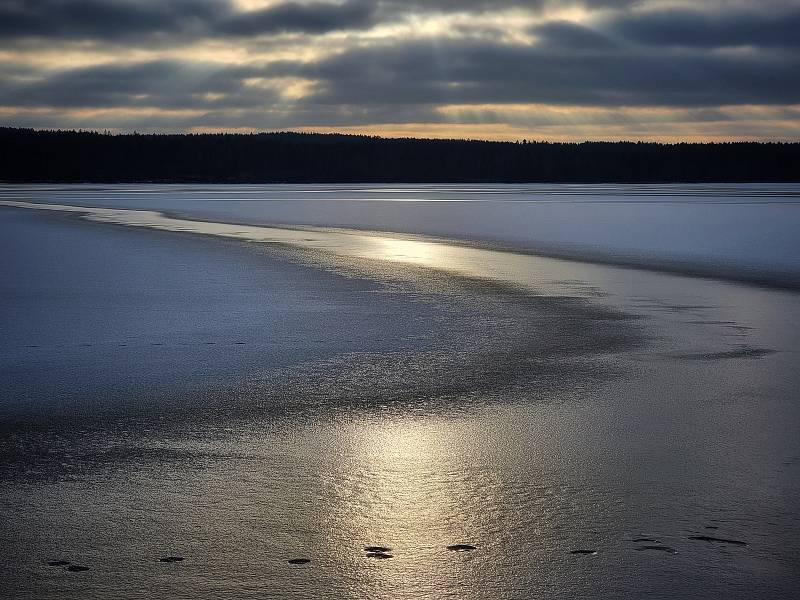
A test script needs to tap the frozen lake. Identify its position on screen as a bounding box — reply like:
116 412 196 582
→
1 183 799 286
1 185 799 599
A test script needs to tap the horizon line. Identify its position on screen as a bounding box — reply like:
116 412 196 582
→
3 126 800 147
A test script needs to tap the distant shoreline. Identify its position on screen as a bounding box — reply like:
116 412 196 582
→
3 127 799 183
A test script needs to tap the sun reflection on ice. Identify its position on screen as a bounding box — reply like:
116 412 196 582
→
368 238 445 266
319 416 495 596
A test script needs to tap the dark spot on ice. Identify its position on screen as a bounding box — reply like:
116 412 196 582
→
447 544 477 552
689 535 747 546
364 546 392 553
632 538 659 543
672 304 713 311
674 346 776 361
365 552 393 559
47 560 70 566
705 526 719 530
288 558 310 565
159 556 185 563
636 545 677 554
66 565 89 572
570 550 597 555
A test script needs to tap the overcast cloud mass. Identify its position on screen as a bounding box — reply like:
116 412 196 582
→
1 0 798 140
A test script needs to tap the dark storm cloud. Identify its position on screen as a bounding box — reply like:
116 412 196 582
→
0 0 522 42
0 60 275 109
376 0 639 14
5 32 797 117
5 1 793 46
270 38 800 107
530 20 618 50
0 0 798 136
0 0 384 41
0 0 223 40
218 1 376 35
607 6 800 48
0 0 629 42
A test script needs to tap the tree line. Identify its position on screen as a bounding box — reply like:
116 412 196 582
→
2 127 798 183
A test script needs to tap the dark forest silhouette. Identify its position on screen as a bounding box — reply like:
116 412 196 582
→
2 127 798 183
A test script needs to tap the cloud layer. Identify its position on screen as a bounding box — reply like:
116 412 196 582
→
1 0 798 140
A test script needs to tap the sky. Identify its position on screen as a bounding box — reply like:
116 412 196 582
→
1 0 799 141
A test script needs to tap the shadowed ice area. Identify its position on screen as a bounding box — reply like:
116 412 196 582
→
1 188 800 599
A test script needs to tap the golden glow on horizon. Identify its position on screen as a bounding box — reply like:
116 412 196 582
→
4 101 799 142
293 118 800 143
